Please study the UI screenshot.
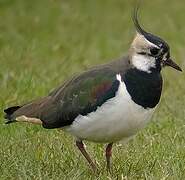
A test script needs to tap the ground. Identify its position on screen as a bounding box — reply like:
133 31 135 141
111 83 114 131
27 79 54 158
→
0 0 185 179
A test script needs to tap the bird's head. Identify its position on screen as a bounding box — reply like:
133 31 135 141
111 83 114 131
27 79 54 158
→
129 8 182 73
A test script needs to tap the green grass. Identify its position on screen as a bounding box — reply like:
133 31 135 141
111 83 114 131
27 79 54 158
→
0 0 185 179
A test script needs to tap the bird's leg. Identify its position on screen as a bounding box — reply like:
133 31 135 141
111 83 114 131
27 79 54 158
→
76 141 97 172
105 143 113 171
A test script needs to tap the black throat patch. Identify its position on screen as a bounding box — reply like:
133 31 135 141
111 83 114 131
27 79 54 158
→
123 68 163 109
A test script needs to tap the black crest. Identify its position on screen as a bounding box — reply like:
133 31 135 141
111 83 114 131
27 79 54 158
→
132 5 169 52
132 4 147 35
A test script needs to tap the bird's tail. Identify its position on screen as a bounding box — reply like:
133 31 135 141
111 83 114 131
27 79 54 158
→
4 106 21 124
3 97 48 125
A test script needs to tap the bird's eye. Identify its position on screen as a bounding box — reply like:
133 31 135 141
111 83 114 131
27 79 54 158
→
150 47 160 56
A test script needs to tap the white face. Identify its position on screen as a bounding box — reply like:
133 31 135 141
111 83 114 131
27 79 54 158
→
132 54 156 73
130 33 163 73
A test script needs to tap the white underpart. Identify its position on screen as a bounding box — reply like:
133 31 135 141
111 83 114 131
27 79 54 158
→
65 74 155 143
132 54 156 73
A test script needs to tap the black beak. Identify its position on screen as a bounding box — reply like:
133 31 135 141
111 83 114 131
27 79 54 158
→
163 58 182 72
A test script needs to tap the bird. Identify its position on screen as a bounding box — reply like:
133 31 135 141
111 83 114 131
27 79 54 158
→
4 7 182 172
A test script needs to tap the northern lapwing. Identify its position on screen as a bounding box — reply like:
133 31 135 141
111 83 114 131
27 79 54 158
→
4 8 182 172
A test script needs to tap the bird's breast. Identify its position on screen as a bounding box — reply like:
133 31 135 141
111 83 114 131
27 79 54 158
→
123 68 163 109
65 74 155 143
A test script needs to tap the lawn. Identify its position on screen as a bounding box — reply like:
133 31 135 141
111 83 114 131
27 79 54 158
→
0 0 185 179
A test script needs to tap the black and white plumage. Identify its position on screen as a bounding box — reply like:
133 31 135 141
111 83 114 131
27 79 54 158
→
4 7 182 171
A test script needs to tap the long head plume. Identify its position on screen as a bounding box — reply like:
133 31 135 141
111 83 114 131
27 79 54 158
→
131 4 182 72
132 4 148 36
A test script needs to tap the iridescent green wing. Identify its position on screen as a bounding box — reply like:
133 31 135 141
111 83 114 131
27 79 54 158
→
42 68 120 128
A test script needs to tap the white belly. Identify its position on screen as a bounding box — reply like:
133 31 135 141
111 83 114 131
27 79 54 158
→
65 74 155 143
